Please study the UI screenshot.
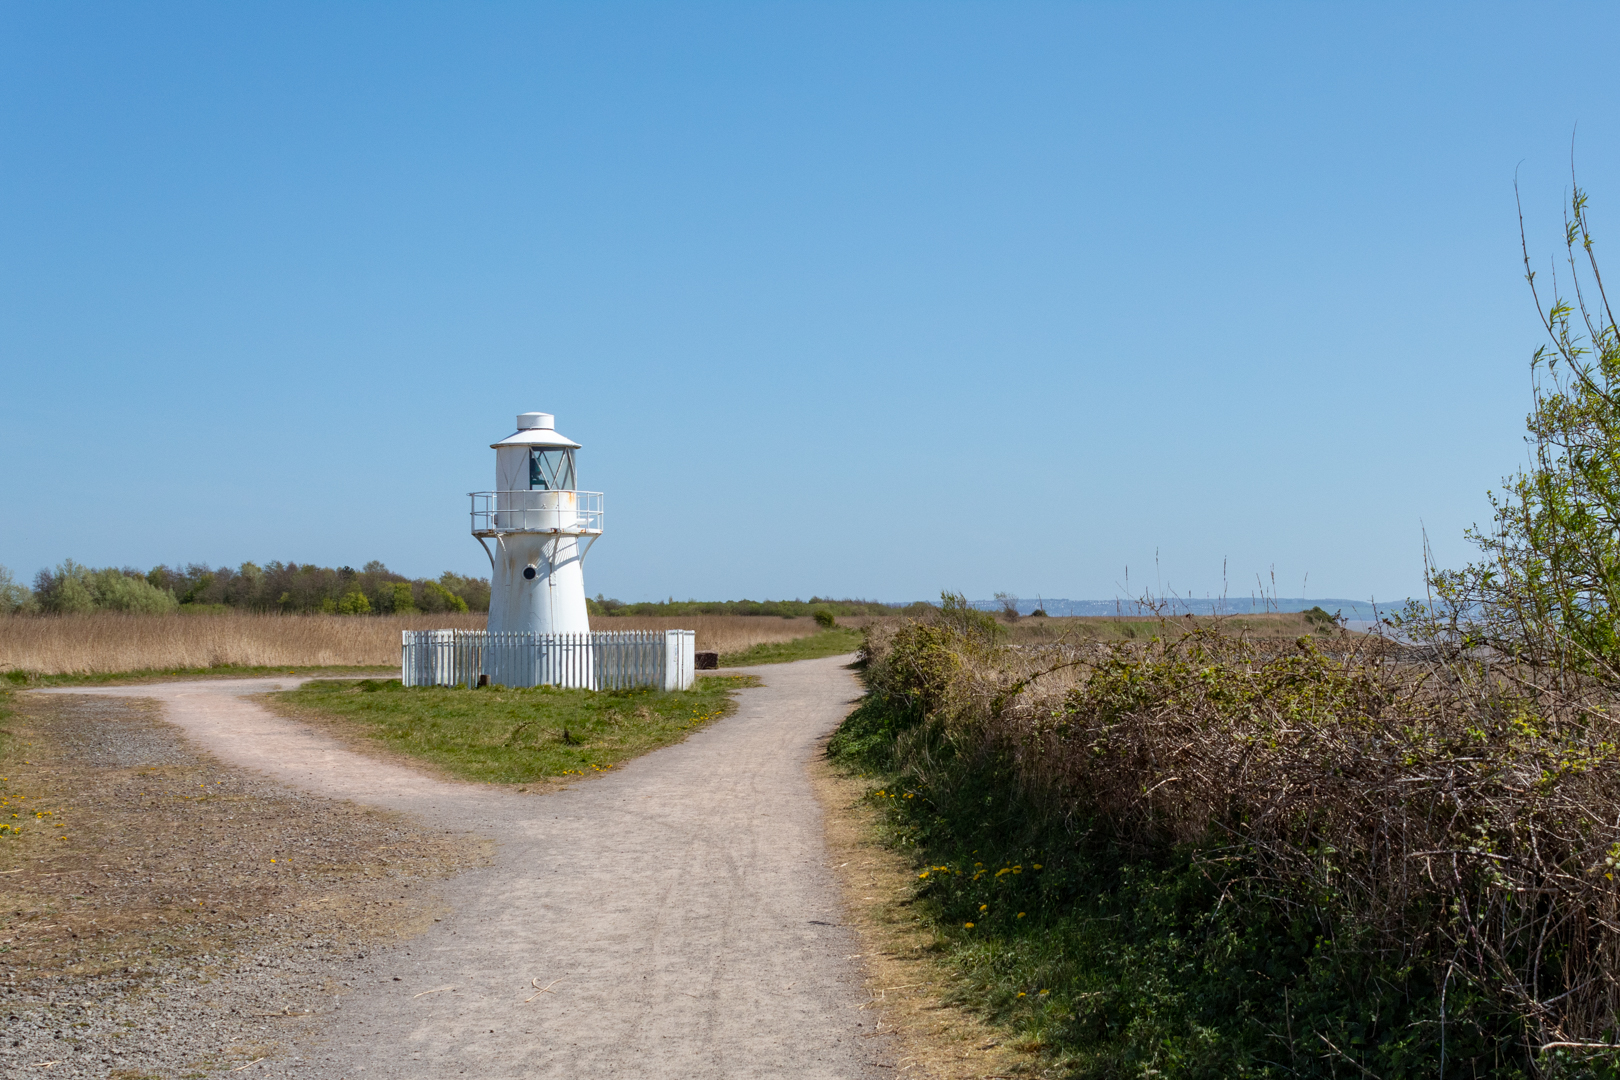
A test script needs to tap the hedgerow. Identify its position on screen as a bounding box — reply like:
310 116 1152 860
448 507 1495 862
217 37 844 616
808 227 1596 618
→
831 613 1620 1077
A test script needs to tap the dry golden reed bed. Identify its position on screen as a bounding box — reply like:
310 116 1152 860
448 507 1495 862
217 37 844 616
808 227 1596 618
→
0 612 822 675
601 615 822 655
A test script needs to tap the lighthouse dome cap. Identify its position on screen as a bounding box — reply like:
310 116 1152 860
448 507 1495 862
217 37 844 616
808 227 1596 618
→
491 411 581 449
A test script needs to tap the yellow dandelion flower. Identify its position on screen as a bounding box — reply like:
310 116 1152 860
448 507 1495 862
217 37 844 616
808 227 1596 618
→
964 922 974 928
1017 912 1026 918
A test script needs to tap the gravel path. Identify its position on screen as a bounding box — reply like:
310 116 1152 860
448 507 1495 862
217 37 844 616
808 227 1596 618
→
37 655 891 1078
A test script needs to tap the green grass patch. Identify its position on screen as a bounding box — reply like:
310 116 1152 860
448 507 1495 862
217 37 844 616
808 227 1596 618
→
719 627 863 667
267 675 759 785
1 664 396 688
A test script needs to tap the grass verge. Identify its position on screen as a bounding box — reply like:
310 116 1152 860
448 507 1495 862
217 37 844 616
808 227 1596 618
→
3 663 395 688
263 675 760 785
720 626 863 667
809 740 1041 1079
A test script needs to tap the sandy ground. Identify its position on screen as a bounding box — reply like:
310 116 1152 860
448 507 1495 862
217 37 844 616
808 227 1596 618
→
34 655 892 1079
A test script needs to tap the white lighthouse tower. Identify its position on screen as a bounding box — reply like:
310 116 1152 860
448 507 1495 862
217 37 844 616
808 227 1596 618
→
400 412 692 691
471 412 603 636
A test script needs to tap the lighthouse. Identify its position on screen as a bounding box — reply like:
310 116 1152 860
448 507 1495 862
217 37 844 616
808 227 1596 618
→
471 412 603 636
402 412 689 691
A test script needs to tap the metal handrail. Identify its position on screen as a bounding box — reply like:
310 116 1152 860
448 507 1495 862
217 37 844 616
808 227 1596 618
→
469 490 603 536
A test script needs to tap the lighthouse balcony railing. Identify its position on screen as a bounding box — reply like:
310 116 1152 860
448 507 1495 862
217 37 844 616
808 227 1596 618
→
470 490 604 536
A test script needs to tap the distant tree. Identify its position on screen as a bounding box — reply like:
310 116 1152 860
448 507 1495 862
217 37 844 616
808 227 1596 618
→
14 557 474 618
0 565 35 614
437 572 489 612
419 579 469 614
33 560 176 614
994 591 1020 623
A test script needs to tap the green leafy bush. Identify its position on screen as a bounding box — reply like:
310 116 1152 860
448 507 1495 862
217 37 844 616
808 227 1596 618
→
1425 186 1620 680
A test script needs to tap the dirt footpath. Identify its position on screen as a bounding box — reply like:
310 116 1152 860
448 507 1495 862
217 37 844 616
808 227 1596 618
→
37 655 893 1079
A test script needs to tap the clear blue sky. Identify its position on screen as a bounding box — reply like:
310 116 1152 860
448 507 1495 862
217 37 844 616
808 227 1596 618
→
2 2 1615 604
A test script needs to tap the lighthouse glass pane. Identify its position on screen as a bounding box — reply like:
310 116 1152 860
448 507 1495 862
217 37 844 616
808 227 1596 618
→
529 448 576 490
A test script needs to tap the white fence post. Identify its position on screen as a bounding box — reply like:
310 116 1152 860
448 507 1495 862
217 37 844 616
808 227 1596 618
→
662 629 695 691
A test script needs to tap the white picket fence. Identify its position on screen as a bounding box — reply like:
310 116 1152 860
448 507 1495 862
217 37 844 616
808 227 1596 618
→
401 629 696 691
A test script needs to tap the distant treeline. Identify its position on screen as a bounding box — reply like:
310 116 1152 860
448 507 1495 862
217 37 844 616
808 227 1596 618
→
588 596 929 618
0 560 490 615
0 562 925 621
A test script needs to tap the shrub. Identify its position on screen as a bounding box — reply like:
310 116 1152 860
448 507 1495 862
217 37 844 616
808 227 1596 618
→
335 590 372 615
833 613 1620 1076
1425 185 1620 680
390 582 418 614
813 608 836 628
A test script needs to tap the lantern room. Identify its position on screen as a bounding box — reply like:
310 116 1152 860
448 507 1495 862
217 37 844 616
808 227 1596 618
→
492 412 580 492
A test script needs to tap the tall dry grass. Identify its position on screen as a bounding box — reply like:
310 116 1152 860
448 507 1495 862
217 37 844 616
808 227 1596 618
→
0 612 486 674
592 615 822 655
0 612 825 676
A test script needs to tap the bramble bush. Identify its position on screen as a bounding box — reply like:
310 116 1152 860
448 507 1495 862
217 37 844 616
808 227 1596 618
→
832 602 1620 1077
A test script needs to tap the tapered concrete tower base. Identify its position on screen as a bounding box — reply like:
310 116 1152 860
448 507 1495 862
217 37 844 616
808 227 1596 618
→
487 531 591 635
